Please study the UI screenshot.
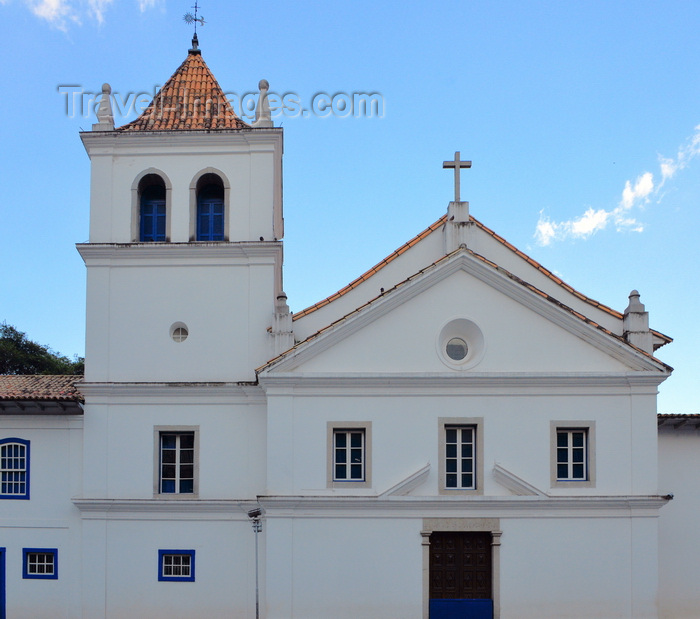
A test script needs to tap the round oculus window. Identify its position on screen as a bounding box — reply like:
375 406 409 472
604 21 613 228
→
170 323 189 343
446 337 468 361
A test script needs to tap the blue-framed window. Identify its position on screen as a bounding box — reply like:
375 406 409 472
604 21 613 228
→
139 179 167 242
196 179 225 241
23 549 57 580
0 438 30 499
158 549 195 582
0 547 6 619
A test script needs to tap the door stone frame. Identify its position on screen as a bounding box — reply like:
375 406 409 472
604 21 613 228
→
421 518 502 619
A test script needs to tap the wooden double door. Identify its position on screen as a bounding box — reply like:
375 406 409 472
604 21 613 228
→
429 531 492 600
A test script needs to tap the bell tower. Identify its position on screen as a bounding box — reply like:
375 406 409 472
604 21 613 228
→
78 42 284 382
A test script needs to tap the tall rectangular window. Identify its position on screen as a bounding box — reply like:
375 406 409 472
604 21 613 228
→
159 432 195 494
327 422 371 488
445 426 475 489
556 429 588 481
23 548 58 579
333 429 365 482
0 438 30 499
551 422 595 487
439 418 483 495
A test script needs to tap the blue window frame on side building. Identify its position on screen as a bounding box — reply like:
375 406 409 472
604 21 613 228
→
0 438 30 500
158 549 195 582
23 549 58 580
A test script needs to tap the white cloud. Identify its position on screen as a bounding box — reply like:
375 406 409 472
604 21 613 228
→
27 0 76 29
138 0 162 11
534 126 700 246
19 0 159 28
86 0 114 24
620 172 653 211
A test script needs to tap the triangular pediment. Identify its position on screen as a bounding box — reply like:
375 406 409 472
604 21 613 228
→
260 250 668 376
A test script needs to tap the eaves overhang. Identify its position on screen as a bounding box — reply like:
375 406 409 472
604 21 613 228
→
80 127 283 156
0 400 83 415
77 241 282 265
658 414 700 429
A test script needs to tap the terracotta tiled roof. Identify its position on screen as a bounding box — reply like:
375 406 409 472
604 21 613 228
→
292 216 447 320
291 213 672 348
261 246 673 373
471 217 672 348
658 414 700 428
0 375 83 403
118 50 249 132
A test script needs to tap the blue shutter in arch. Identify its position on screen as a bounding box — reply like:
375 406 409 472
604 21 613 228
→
139 177 167 242
197 199 224 241
140 199 166 242
196 179 225 241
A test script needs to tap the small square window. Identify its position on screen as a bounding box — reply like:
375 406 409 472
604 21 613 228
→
1 438 30 500
23 548 58 579
327 423 371 488
155 428 198 497
158 549 195 582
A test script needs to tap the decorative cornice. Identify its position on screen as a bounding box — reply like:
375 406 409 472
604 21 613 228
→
78 381 265 404
257 494 670 517
380 464 431 497
73 498 258 520
259 372 666 395
80 128 283 153
492 463 546 496
77 241 282 265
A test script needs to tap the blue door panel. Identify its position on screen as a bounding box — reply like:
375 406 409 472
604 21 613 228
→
430 598 493 619
0 548 5 619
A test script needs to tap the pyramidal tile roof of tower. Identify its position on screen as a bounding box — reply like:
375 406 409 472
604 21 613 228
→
118 45 250 132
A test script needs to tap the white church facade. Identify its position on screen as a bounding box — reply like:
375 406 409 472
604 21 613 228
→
1 40 698 619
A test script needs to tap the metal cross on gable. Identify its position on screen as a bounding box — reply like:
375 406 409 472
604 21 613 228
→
443 151 472 203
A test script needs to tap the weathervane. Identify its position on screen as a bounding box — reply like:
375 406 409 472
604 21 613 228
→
183 1 206 34
183 1 205 52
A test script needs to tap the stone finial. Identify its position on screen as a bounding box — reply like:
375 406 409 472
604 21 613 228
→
623 289 653 354
253 79 273 128
189 33 201 55
92 83 115 131
272 292 294 353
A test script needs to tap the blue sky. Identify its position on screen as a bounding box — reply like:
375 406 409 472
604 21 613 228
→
1 1 697 412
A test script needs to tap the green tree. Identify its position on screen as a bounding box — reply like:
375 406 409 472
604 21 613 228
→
0 323 84 375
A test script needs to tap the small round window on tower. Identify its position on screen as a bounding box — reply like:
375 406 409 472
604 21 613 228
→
170 323 189 343
446 337 468 361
